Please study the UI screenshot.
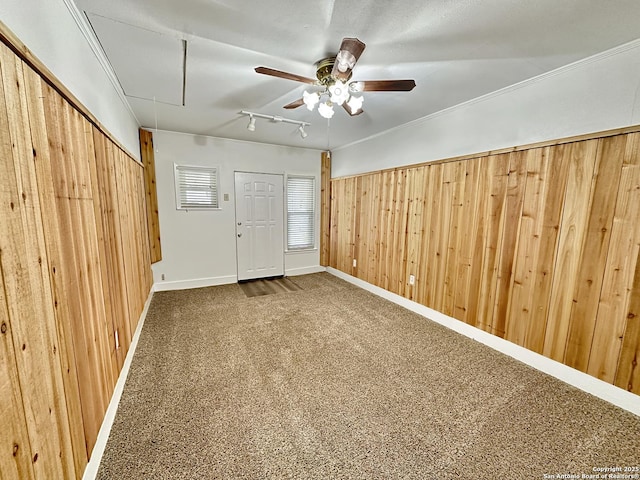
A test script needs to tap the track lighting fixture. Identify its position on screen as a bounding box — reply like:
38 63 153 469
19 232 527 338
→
240 111 310 139
247 115 256 131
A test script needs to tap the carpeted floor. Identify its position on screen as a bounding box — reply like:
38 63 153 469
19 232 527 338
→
97 273 640 479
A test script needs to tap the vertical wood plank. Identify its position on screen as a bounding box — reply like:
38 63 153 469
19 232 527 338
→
442 161 467 317
23 67 88 477
543 140 599 361
423 164 444 308
587 132 640 383
139 129 162 264
563 136 627 370
615 247 640 394
491 152 526 337
0 49 36 480
454 158 482 323
320 151 331 267
505 147 568 352
41 81 110 460
405 166 425 301
0 42 75 480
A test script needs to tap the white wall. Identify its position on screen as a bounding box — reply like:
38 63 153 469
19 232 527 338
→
151 130 323 290
332 39 640 178
1 0 141 159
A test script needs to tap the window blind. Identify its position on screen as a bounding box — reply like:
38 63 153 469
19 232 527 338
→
287 176 315 250
174 165 219 209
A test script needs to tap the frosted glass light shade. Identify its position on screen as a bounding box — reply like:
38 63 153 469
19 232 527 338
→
318 102 335 119
303 90 320 111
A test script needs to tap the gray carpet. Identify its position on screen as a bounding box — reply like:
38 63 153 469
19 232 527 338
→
97 273 640 479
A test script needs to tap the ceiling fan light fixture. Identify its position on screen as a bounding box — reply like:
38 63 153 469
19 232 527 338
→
318 101 335 119
247 115 256 131
303 90 320 111
336 50 356 73
347 95 364 114
329 80 349 105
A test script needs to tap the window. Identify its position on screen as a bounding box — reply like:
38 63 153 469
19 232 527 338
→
174 164 219 210
287 176 315 250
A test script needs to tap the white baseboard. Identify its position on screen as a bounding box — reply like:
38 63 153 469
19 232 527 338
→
326 267 640 417
286 265 327 276
153 275 237 291
82 287 155 480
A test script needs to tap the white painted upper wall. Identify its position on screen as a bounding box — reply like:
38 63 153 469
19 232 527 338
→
332 40 640 178
1 0 141 159
151 130 323 290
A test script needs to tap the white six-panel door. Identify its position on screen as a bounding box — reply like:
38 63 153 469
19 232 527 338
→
234 172 284 281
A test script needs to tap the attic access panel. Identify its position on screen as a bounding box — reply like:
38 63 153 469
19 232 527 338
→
87 13 185 106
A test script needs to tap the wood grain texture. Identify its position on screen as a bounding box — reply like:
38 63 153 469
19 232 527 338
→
139 129 162 264
587 133 640 383
0 43 75 479
0 36 154 479
562 137 626 370
24 68 88 478
329 131 640 395
320 151 331 266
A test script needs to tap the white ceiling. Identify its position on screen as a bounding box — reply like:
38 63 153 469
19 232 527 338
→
73 0 640 150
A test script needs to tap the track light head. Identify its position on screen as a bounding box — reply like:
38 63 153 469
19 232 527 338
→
247 115 256 131
298 125 308 139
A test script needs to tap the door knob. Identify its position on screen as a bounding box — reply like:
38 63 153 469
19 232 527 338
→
237 233 242 237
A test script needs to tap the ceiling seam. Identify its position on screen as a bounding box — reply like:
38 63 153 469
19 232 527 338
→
61 0 140 126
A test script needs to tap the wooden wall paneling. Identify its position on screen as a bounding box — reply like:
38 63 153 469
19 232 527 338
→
132 159 153 313
139 129 162 264
404 166 426 301
352 176 363 279
453 158 482 323
362 174 382 285
542 140 599 361
23 69 88 477
463 156 490 327
422 163 444 308
91 130 127 372
0 43 75 479
472 154 510 333
40 83 109 459
432 163 456 312
615 246 640 394
374 171 394 290
442 161 468 317
587 132 640 383
490 151 527 338
115 151 140 336
328 180 339 269
62 99 114 455
0 52 36 480
320 151 331 266
562 136 626 371
0 280 34 479
415 165 434 306
504 147 568 352
389 169 410 296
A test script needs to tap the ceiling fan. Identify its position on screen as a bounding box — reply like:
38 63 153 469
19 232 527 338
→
255 37 416 118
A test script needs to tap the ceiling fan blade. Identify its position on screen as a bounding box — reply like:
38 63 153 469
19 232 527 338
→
358 79 417 92
331 37 366 81
342 102 364 116
283 98 304 109
255 67 316 85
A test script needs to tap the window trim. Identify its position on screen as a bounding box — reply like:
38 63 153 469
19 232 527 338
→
285 174 317 252
174 163 221 211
